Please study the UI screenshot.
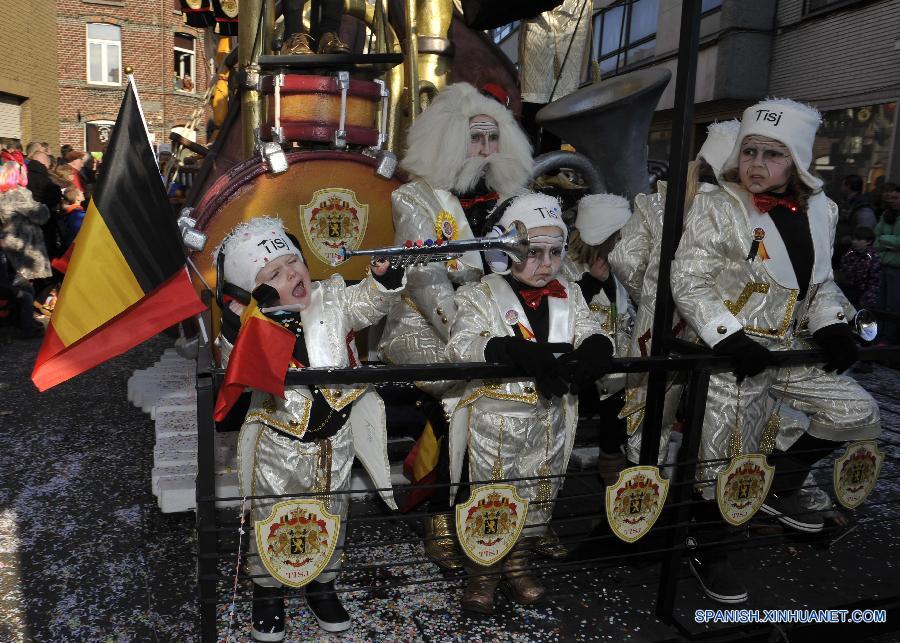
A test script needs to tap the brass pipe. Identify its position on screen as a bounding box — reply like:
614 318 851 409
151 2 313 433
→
238 0 273 159
405 0 420 122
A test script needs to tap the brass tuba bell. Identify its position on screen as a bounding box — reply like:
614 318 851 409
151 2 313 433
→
534 67 672 201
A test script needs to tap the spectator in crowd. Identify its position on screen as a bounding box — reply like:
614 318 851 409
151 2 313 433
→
58 144 73 167
843 175 878 230
61 186 85 249
875 183 900 346
0 161 51 299
840 225 881 372
41 142 51 156
51 162 75 192
26 151 64 260
0 245 42 338
840 225 881 311
1 140 27 183
25 142 43 159
64 150 89 193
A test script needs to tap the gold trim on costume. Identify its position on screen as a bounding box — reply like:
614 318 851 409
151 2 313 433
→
319 386 366 410
460 383 539 408
723 282 799 339
723 282 770 315
246 398 313 440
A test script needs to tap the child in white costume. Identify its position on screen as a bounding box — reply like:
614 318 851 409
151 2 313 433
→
447 192 613 614
610 120 739 466
671 99 880 604
213 217 403 640
562 194 635 481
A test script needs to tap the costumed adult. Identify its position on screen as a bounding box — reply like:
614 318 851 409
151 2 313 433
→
671 99 881 604
447 192 612 614
378 81 533 570
562 193 635 483
213 217 402 640
611 120 739 472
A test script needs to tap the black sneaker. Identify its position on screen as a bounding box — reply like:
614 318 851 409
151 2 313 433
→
686 537 748 604
760 490 825 533
306 579 351 633
251 585 285 642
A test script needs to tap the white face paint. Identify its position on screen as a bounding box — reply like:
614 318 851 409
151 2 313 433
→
467 114 500 158
738 135 794 194
511 227 565 287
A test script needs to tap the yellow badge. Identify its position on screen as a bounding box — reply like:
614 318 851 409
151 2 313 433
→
834 440 883 509
255 499 340 587
299 187 369 266
716 453 774 526
606 466 669 543
456 484 528 566
434 210 458 242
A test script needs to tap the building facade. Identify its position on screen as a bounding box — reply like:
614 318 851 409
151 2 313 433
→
0 0 61 150
56 0 212 158
493 0 900 192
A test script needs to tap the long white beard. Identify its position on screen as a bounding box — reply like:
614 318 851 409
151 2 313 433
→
452 152 526 195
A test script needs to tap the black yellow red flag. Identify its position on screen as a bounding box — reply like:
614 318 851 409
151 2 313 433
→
31 76 206 391
213 301 296 421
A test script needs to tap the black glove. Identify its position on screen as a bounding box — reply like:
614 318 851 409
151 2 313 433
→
713 330 780 382
558 333 615 392
813 323 859 373
484 336 573 399
372 261 404 290
251 283 280 308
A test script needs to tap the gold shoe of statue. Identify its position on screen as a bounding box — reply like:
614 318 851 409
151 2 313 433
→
424 513 463 571
317 31 351 54
281 32 314 55
461 560 502 615
500 537 546 605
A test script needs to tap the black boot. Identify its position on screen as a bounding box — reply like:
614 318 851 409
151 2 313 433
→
762 433 838 533
306 579 351 633
687 500 748 604
251 584 285 642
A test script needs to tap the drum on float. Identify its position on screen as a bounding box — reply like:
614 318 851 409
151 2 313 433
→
188 71 404 345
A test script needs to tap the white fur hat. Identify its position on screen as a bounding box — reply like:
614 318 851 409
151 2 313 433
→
213 216 303 295
697 119 740 177
722 98 823 189
574 193 631 245
497 192 568 242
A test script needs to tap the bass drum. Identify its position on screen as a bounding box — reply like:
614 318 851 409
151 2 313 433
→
191 149 404 339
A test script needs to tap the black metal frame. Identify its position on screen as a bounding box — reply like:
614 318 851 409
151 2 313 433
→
192 1 900 639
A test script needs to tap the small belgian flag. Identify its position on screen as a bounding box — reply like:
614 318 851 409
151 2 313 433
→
31 76 206 391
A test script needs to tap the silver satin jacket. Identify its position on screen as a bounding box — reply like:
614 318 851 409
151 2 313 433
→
445 273 608 488
238 273 403 509
378 180 486 383
671 182 850 350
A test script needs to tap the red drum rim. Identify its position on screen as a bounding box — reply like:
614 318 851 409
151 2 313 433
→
261 74 382 101
191 150 382 230
259 123 379 146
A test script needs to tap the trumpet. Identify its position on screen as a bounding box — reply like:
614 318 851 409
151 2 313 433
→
334 220 530 268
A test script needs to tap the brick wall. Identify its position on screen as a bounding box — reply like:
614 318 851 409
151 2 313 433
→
0 0 60 149
57 0 211 154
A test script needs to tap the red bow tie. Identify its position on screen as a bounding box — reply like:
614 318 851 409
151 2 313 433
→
519 279 567 309
458 192 499 209
753 193 798 214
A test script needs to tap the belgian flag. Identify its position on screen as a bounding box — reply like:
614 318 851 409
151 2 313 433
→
31 76 206 391
213 300 297 421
